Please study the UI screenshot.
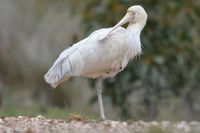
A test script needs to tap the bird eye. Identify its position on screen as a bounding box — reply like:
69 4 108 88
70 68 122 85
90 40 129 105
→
132 12 136 16
128 11 135 16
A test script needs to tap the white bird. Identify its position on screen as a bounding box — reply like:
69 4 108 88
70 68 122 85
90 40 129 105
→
44 5 147 120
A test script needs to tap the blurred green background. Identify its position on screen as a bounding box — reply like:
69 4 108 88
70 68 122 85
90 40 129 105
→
0 0 200 121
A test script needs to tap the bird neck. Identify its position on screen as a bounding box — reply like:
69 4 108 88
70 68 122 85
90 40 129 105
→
126 22 145 58
127 22 145 36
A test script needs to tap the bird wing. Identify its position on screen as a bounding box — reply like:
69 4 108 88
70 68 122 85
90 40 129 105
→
44 37 88 87
44 27 133 87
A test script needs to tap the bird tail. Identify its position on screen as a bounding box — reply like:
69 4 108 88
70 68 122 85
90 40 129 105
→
44 58 71 88
44 71 70 88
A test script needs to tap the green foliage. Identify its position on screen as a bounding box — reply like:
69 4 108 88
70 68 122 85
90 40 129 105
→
71 0 200 120
0 104 95 120
1 0 200 121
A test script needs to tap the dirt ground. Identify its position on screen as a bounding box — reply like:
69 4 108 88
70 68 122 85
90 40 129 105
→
0 115 200 133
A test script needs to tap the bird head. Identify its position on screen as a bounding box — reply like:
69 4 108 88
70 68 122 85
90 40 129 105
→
127 5 148 24
113 5 148 29
99 5 147 40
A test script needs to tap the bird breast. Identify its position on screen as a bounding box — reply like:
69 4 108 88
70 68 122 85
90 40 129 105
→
80 27 141 78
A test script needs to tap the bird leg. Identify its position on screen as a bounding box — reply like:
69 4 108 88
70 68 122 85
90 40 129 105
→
96 78 106 121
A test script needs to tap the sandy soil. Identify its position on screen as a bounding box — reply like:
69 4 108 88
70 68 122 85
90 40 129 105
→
0 115 199 133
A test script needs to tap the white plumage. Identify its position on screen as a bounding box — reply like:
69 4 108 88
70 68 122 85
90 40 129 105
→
45 27 140 87
44 5 147 120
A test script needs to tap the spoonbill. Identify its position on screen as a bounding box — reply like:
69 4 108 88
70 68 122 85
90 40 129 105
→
44 5 147 120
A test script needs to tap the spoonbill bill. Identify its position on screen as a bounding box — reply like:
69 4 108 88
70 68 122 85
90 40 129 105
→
45 5 148 120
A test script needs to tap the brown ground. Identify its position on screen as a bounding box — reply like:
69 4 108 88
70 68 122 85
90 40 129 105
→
0 115 200 133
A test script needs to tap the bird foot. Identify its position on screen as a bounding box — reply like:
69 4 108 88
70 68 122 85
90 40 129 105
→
100 118 106 121
99 118 112 122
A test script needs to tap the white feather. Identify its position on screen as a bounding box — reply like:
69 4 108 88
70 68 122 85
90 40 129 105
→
44 5 147 88
44 27 141 87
